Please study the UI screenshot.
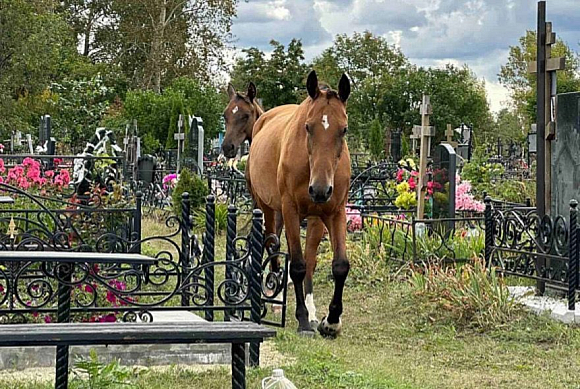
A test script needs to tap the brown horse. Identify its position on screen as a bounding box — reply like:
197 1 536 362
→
247 70 351 336
222 82 264 158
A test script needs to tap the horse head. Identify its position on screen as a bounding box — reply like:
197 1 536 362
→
222 82 261 159
304 70 351 204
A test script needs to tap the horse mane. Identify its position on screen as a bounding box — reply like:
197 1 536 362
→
318 83 339 100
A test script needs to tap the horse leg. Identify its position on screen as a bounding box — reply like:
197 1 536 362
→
282 200 312 334
305 216 325 331
319 208 350 338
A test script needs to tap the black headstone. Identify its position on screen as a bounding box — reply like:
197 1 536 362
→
432 143 456 220
137 155 157 186
391 130 402 162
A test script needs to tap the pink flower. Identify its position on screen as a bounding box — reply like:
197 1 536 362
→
408 177 416 190
45 170 54 178
44 315 52 323
396 169 404 182
0 159 5 173
426 181 434 195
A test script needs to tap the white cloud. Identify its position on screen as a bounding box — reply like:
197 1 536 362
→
232 0 580 112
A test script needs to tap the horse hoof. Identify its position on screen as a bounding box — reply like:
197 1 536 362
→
310 320 320 332
318 316 342 339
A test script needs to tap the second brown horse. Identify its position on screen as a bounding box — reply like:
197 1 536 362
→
247 70 351 336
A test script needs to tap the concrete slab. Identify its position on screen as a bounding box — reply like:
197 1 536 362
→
509 286 579 324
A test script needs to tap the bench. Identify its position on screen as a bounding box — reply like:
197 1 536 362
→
0 321 275 389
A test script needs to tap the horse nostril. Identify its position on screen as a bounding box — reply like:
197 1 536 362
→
309 186 315 196
326 186 333 198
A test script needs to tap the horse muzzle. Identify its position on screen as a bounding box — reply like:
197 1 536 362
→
309 184 333 204
221 142 237 159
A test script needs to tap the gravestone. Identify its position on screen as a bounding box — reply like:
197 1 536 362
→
384 128 392 158
187 116 204 174
551 92 580 220
391 130 402 162
137 155 156 186
432 143 456 220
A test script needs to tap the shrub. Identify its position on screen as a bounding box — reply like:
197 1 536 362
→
193 202 228 233
409 260 521 329
171 168 209 217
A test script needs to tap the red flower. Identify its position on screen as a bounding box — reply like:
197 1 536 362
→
408 177 416 190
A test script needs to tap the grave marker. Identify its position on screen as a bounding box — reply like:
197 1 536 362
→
528 1 566 217
188 116 205 174
416 95 435 219
432 143 457 220
174 114 185 174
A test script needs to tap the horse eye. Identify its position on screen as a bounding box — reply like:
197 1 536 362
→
342 127 348 135
305 124 311 133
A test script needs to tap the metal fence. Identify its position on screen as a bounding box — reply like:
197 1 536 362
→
0 186 289 328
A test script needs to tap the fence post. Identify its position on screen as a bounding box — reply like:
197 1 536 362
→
133 191 142 254
484 196 492 265
225 204 237 321
55 264 72 389
180 192 191 307
568 200 578 311
249 209 263 367
204 195 215 321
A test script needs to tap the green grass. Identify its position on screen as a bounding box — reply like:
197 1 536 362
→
4 217 580 388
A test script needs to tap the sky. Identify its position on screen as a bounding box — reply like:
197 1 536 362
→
230 0 580 113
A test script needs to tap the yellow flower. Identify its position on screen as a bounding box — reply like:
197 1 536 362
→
396 182 410 194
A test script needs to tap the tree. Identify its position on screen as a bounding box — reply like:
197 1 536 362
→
381 64 492 145
230 39 308 109
499 30 580 125
312 32 410 145
368 119 384 160
94 0 237 92
123 77 223 154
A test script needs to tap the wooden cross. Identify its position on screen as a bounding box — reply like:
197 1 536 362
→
174 114 185 174
528 5 566 216
410 126 421 156
444 124 458 148
417 95 434 219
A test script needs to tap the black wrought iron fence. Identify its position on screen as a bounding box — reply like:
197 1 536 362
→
0 186 289 328
484 197 580 310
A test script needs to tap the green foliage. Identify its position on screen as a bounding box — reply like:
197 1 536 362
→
122 77 222 154
461 148 535 204
193 202 228 233
171 168 209 217
409 260 521 329
230 39 308 109
368 119 384 160
312 32 492 149
48 75 113 150
499 30 580 127
71 349 136 388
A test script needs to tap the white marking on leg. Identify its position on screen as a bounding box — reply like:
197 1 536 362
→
319 316 342 336
322 115 329 130
305 293 317 322
232 106 239 114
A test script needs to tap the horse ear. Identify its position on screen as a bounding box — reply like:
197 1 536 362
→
307 70 320 100
338 74 351 103
247 82 256 102
227 83 236 100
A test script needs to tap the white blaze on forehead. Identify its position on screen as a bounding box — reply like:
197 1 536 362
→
322 115 329 130
232 106 239 114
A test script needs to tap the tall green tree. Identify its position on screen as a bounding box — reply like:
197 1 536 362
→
230 39 308 109
499 30 580 125
0 0 76 131
312 31 410 143
97 0 237 92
